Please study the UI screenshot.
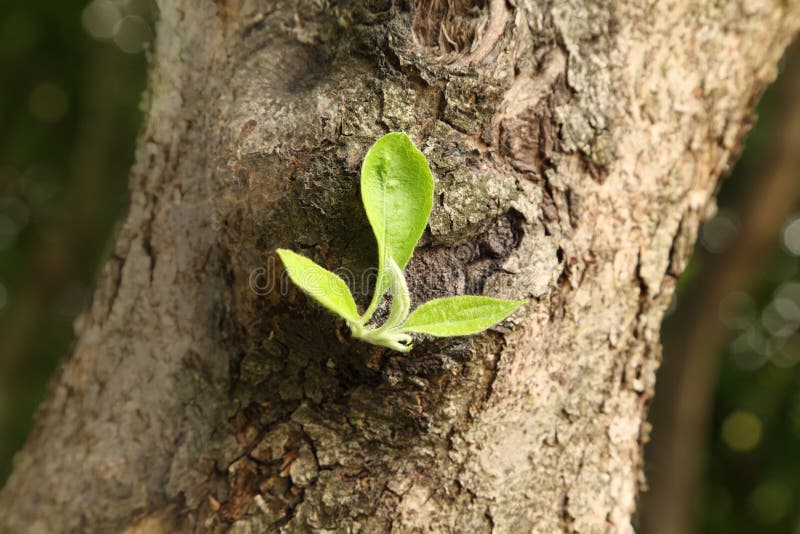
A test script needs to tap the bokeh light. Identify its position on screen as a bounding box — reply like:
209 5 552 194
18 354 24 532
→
782 215 800 256
28 82 69 123
730 328 771 370
113 16 152 54
700 210 740 253
81 0 154 54
761 299 800 338
747 480 794 526
721 410 763 452
81 0 122 40
770 336 800 368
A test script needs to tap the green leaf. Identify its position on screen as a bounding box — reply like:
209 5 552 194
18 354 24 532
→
401 296 525 337
360 132 433 321
276 249 359 323
361 132 434 270
361 132 433 269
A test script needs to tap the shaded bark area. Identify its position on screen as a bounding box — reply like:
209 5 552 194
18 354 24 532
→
641 44 800 534
1 1 799 532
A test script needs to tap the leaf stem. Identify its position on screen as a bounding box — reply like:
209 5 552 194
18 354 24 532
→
352 258 413 351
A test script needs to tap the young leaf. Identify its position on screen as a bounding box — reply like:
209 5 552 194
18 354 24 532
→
359 132 433 322
276 249 359 323
361 132 434 271
400 296 525 337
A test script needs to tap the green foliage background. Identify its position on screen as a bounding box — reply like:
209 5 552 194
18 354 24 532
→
0 0 149 482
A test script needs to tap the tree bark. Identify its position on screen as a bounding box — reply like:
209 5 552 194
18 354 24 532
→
641 43 800 534
1 1 798 532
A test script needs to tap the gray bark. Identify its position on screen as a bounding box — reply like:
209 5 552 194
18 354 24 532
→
1 1 798 532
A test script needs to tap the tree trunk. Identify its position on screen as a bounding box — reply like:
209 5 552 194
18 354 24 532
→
641 43 800 534
1 1 798 532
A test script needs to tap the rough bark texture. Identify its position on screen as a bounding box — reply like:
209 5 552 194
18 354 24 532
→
1 1 799 532
641 44 800 534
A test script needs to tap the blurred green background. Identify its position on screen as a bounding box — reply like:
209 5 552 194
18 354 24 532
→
0 3 798 532
0 0 153 481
